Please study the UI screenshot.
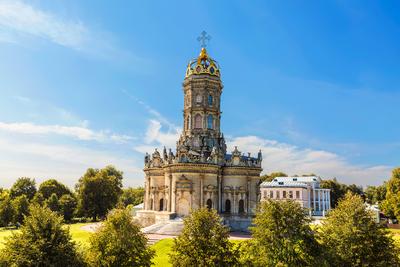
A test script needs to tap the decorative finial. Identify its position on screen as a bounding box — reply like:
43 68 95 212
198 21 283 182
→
197 31 211 48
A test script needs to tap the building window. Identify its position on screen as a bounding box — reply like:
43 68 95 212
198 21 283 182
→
208 95 213 106
296 191 300 199
194 114 202 129
207 115 213 129
269 191 273 199
276 191 280 199
150 198 153 210
159 198 164 211
289 191 293 199
239 199 245 213
206 199 212 210
263 191 267 199
225 199 231 213
283 191 286 198
196 94 202 104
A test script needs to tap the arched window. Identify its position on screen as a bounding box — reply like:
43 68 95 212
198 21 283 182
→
225 199 231 213
150 199 153 210
194 114 202 129
207 115 213 129
208 95 213 106
239 199 245 214
206 199 212 210
159 198 164 211
196 94 202 104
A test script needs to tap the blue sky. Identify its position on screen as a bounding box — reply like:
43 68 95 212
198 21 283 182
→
0 0 399 188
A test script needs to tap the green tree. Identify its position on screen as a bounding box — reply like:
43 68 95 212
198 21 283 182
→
241 200 323 266
38 179 72 199
0 195 14 227
31 192 45 206
365 184 386 205
382 168 400 219
87 208 154 267
119 187 145 207
11 194 29 225
170 208 238 267
46 193 61 214
59 194 77 221
10 177 36 200
76 165 123 220
319 192 399 266
260 172 288 182
0 205 84 266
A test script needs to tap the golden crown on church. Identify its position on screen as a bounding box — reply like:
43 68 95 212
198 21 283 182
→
185 47 221 78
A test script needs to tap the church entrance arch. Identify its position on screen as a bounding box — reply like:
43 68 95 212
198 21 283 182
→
206 199 212 210
159 198 164 211
225 199 231 213
239 199 245 214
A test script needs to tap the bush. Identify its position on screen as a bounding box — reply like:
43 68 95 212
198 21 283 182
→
170 207 238 266
0 204 85 266
87 208 154 267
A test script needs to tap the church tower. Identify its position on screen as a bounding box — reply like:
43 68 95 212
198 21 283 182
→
176 42 227 163
139 32 263 232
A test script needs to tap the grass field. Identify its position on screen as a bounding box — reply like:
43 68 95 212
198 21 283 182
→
0 223 94 249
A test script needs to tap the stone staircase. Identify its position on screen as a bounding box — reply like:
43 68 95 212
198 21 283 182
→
141 217 184 235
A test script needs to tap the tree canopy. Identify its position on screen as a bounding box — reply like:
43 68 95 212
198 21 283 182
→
241 200 323 266
382 168 400 219
38 179 72 199
319 192 399 266
87 208 154 267
170 207 238 267
76 165 123 220
119 187 145 207
0 205 84 266
10 177 36 200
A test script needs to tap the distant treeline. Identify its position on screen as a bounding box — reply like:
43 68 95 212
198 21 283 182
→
0 165 144 227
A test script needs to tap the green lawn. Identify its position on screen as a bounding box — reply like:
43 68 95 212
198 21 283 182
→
0 223 94 249
151 238 174 267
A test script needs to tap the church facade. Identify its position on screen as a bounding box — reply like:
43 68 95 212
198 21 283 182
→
137 45 262 230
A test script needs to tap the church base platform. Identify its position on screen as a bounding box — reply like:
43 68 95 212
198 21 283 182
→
136 210 254 233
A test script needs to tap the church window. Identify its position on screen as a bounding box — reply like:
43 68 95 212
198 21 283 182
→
296 191 300 199
239 199 245 213
194 114 202 129
159 198 164 211
276 191 280 199
206 199 212 210
196 94 202 104
208 95 213 106
225 199 231 213
269 191 273 199
263 190 267 199
289 191 293 199
150 199 153 210
207 115 213 129
283 191 287 198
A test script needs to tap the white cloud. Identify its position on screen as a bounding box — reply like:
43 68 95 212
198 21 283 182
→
0 135 143 188
134 119 180 154
0 121 133 144
0 1 87 50
0 0 132 61
227 135 392 186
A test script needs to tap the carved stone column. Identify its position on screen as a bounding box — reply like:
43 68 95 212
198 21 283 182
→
168 174 172 212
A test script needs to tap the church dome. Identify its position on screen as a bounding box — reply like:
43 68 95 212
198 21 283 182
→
185 48 221 78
